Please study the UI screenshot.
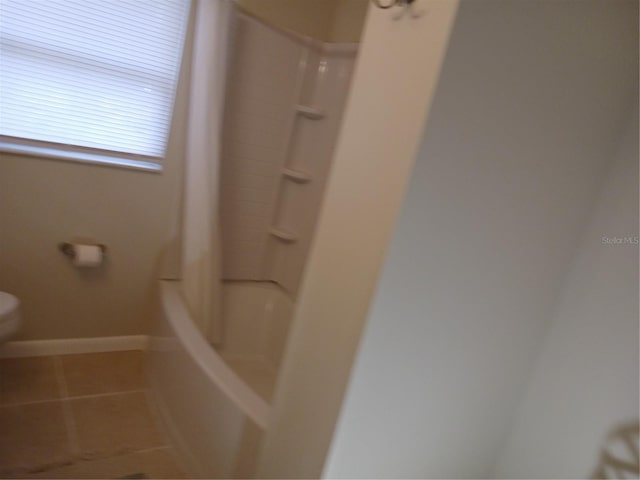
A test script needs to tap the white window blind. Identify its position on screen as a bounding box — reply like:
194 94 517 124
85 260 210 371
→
0 0 190 161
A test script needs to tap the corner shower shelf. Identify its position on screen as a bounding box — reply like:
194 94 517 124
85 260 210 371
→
269 227 298 243
282 168 312 183
295 105 325 119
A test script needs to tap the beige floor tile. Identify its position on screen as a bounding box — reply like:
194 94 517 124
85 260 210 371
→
61 350 145 397
21 448 186 479
70 392 165 459
0 356 61 405
0 401 73 477
134 448 186 479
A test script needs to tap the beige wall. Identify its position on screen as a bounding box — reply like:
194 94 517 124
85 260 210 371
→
235 0 368 42
0 157 178 340
0 0 365 342
0 23 191 341
329 0 369 42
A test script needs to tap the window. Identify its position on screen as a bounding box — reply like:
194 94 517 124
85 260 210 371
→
0 0 190 170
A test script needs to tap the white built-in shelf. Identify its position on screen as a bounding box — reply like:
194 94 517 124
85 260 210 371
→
295 104 325 119
269 227 298 243
282 168 312 183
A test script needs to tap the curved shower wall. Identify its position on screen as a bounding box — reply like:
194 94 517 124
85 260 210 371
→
220 11 357 294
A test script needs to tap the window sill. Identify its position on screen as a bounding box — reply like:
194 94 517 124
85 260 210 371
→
0 141 163 173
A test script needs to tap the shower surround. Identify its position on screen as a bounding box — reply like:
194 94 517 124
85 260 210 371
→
220 11 357 294
148 9 357 478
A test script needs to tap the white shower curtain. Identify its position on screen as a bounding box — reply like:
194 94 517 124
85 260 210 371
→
181 0 232 344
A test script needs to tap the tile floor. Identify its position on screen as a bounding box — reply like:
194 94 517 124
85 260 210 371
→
0 351 185 479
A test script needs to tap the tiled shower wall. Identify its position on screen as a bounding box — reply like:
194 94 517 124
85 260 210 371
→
262 46 356 293
220 12 357 294
220 14 303 280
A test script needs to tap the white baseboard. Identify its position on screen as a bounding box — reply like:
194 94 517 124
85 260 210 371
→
0 335 149 358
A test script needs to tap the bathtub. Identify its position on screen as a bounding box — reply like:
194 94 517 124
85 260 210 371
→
147 280 294 478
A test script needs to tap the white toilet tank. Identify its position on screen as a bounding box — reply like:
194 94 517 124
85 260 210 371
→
0 291 21 344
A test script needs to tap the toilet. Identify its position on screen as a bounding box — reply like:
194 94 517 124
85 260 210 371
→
0 291 21 344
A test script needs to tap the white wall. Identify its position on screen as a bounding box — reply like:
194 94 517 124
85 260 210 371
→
220 13 357 294
264 45 357 295
323 1 638 478
494 103 639 478
256 1 459 477
220 13 303 280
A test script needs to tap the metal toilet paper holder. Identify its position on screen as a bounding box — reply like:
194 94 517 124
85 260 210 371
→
58 242 107 259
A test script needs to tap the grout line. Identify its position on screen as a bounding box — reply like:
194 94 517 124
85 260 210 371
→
64 389 149 401
62 400 81 457
0 398 64 408
129 445 170 454
53 355 69 398
54 356 80 457
58 445 172 471
0 388 150 408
